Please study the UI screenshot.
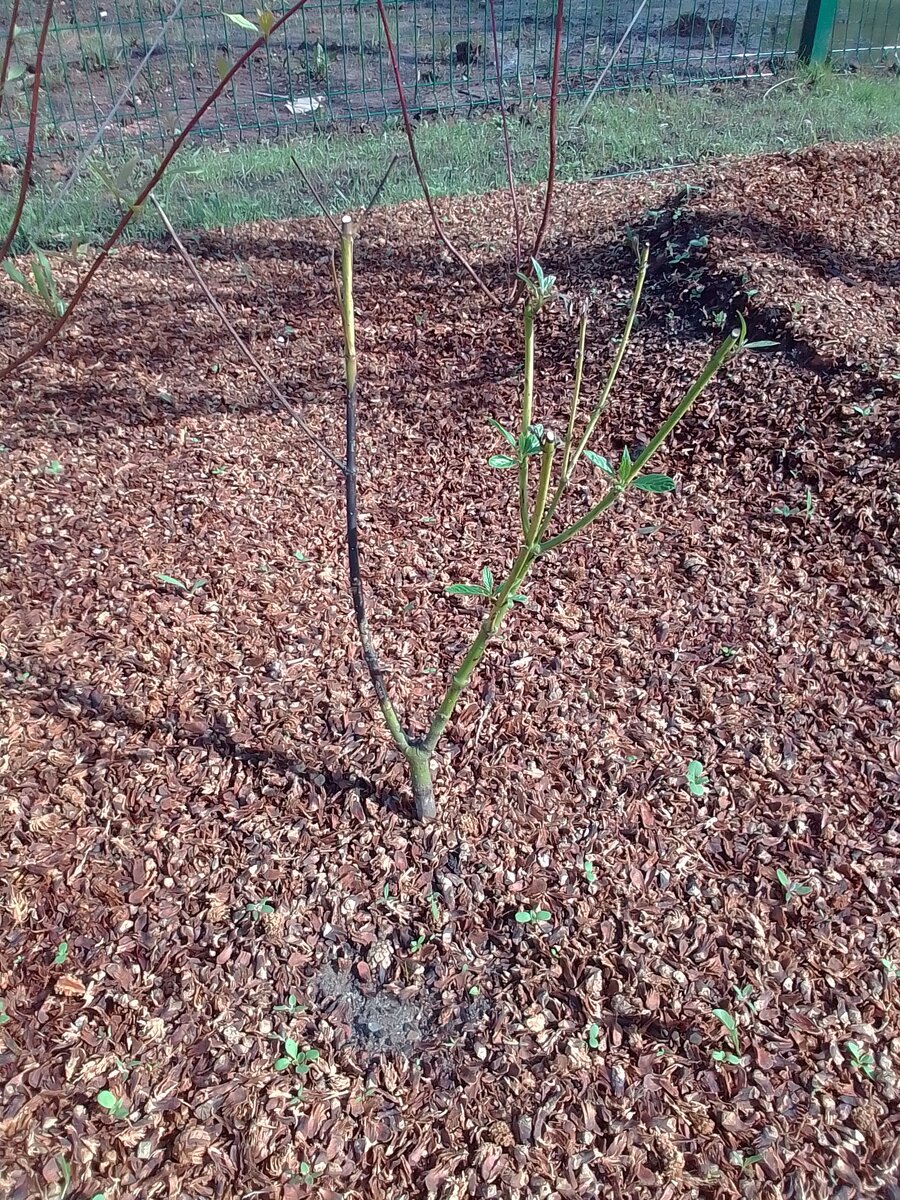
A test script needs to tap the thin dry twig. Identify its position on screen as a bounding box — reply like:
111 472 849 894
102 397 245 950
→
0 0 54 265
526 0 565 271
374 0 499 306
363 153 400 217
487 0 522 267
0 0 315 384
149 194 345 475
33 0 187 238
575 0 649 124
290 154 342 234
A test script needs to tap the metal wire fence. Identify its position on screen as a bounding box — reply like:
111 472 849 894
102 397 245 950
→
2 0 898 157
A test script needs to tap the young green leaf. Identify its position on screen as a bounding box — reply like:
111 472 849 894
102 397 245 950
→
583 449 614 475
155 573 187 590
633 473 675 493
488 454 517 469
53 941 68 965
2 259 30 289
509 593 528 605
283 1037 299 1060
257 7 276 36
533 909 552 922
445 583 486 597
304 1048 320 1062
618 446 633 480
97 1090 128 1118
223 12 259 32
275 1056 291 1070
712 1008 736 1033
686 760 707 797
481 566 494 594
487 417 517 447
514 910 532 924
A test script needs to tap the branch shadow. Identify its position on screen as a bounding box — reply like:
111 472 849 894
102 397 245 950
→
2 654 411 819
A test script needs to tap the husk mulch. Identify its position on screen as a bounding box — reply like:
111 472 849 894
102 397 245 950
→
1 138 900 1200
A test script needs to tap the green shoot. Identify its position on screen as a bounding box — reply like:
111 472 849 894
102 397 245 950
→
514 905 552 925
154 573 207 596
712 1007 742 1063
97 1089 129 1119
775 868 813 902
53 941 69 965
275 1038 320 1076
686 759 708 797
845 1040 875 1080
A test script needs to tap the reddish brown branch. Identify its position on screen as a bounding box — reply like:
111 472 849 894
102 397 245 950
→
527 0 565 270
0 0 22 97
374 0 498 306
0 0 314 384
0 0 54 265
487 0 522 268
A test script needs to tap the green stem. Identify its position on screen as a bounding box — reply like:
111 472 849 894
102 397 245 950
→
540 248 648 539
404 744 436 821
518 304 536 536
425 545 532 753
541 324 741 554
526 433 556 547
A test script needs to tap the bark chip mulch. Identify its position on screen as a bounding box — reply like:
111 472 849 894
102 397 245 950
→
1 138 900 1200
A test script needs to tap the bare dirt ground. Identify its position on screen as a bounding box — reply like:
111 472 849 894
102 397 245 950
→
1 138 900 1199
3 0 795 154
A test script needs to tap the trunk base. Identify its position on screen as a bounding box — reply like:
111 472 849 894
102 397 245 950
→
406 748 436 821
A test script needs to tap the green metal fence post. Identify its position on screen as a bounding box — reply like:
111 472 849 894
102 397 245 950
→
798 0 837 62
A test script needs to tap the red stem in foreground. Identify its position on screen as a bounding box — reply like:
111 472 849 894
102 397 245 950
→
527 0 565 269
0 0 54 265
374 0 498 306
0 0 313 384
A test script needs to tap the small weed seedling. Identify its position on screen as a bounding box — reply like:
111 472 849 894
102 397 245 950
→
97 1089 128 1119
244 899 275 921
427 891 441 921
735 1150 763 1173
774 487 814 520
686 760 708 797
47 459 64 477
154 573 207 597
846 1040 875 1080
733 983 756 1012
273 993 304 1015
409 932 427 954
587 1022 601 1049
0 998 10 1025
776 868 813 902
515 905 552 926
53 941 69 966
881 957 899 980
711 1008 743 1065
583 857 597 884
275 1037 320 1077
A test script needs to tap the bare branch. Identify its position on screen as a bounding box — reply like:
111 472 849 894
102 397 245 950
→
527 0 565 271
363 153 400 216
34 0 187 238
0 0 54 264
338 215 411 752
0 0 315 385
575 0 648 125
487 0 522 267
290 154 341 234
149 194 346 475
374 0 499 306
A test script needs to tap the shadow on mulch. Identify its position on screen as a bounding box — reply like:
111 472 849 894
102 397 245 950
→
3 657 416 819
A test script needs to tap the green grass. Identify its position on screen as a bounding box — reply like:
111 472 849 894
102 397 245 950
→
2 69 900 250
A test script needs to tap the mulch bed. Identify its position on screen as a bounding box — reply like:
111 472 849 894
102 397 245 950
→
1 137 900 1200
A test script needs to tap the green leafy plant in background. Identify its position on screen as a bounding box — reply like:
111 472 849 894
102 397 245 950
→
2 250 66 316
336 219 757 819
0 998 9 1025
